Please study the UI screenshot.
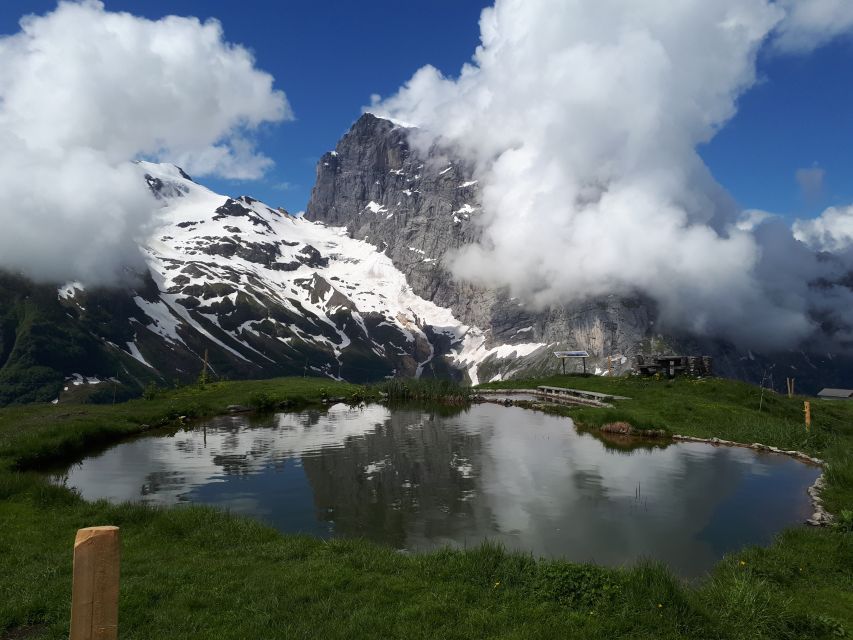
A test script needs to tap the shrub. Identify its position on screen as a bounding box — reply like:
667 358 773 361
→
248 392 277 412
832 509 853 534
143 381 161 400
533 562 621 609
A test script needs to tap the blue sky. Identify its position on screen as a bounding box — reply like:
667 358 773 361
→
1 1 851 220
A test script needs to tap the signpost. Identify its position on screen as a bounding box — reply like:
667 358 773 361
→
70 526 120 640
554 350 590 375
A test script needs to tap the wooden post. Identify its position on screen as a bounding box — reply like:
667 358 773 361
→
561 357 566 375
804 401 811 432
70 526 120 640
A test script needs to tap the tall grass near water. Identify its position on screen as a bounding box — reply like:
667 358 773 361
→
376 378 471 403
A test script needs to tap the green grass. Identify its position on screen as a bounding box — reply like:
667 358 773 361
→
1 375 852 638
374 377 472 402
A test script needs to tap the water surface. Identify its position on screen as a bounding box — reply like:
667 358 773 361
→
50 402 820 577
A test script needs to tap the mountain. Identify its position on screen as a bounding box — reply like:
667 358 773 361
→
2 114 853 405
306 113 853 391
1 161 509 405
306 113 654 381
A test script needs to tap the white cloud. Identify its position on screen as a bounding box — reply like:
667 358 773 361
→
736 209 776 231
370 0 806 347
795 165 825 200
773 0 853 53
793 205 853 252
0 0 289 284
369 0 853 350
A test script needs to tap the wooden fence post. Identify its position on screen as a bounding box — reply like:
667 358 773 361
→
70 526 120 640
804 401 811 432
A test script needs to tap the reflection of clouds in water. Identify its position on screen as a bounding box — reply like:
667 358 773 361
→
423 405 817 574
57 403 391 506
53 402 819 577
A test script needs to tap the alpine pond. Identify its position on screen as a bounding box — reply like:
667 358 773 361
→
49 402 821 577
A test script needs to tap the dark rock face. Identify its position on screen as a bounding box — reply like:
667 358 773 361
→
306 113 660 377
308 114 485 322
306 114 853 389
145 173 189 199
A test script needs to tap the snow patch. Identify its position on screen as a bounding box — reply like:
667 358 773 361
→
126 341 153 368
453 332 546 386
364 201 387 214
58 281 84 300
453 204 477 215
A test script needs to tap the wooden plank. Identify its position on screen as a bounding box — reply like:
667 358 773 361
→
70 526 120 640
536 386 630 401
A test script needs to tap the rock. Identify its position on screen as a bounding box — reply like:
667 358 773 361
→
227 404 250 413
601 422 634 435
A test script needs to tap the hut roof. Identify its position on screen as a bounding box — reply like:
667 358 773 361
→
817 388 853 398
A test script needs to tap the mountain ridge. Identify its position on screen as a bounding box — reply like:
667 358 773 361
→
3 115 853 405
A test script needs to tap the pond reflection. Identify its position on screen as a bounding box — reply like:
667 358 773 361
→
49 402 820 577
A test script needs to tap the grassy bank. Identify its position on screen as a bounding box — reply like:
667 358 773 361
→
1 375 852 638
377 378 472 402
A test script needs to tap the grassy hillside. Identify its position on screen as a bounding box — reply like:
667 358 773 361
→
0 272 162 407
1 376 851 639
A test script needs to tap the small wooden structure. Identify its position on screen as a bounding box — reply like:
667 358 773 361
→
537 386 630 407
634 354 712 378
817 388 853 400
70 526 120 640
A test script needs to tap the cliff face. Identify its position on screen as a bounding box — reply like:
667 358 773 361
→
306 114 853 390
307 114 488 325
307 113 659 378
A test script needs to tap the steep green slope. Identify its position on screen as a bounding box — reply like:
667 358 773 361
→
0 273 158 406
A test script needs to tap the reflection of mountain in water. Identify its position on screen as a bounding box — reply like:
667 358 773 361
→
51 402 820 577
301 408 491 549
302 404 817 575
